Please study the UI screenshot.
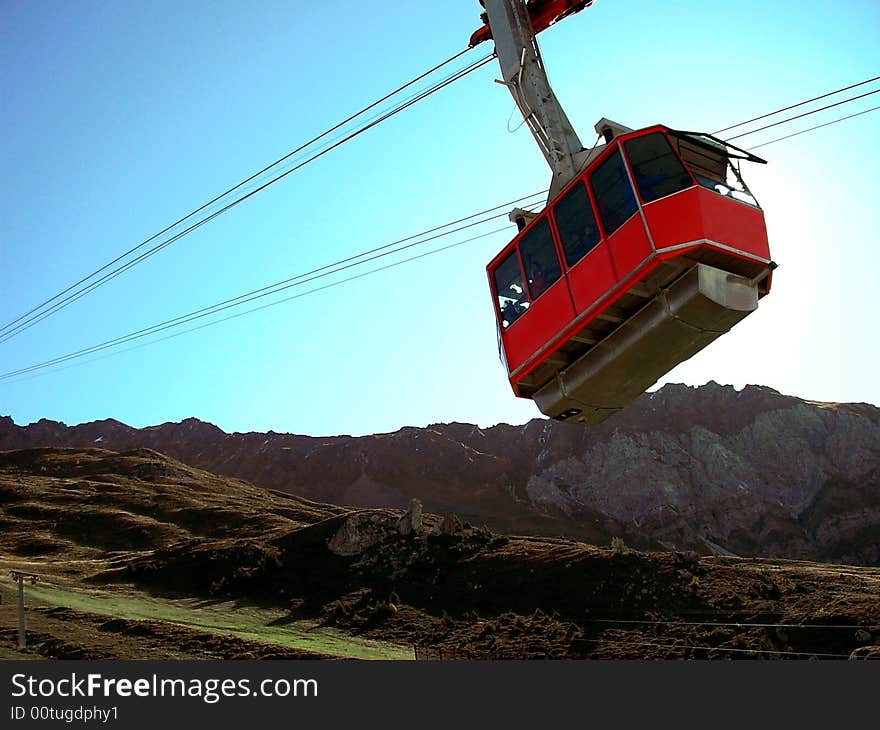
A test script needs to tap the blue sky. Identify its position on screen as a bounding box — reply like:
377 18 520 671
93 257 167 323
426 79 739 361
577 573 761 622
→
1 0 879 436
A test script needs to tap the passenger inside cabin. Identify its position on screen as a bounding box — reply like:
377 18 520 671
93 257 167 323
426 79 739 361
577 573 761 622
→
502 299 526 326
527 261 548 297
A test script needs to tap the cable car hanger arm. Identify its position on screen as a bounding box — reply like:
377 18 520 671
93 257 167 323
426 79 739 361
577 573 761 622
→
469 0 596 48
476 0 601 201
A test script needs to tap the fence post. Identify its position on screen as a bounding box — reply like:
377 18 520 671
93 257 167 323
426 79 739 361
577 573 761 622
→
10 571 38 651
17 577 25 650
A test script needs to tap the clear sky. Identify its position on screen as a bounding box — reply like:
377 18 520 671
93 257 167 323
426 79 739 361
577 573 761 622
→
1 0 879 437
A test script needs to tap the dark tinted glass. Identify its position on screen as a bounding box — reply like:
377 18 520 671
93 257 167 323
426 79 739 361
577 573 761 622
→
590 149 638 235
519 217 561 300
625 133 693 202
493 250 528 328
553 182 600 267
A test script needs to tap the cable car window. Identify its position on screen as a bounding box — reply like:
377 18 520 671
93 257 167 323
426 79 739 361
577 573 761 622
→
671 134 762 207
672 135 728 186
590 149 638 236
493 250 529 328
519 217 562 300
624 133 693 203
553 182 600 267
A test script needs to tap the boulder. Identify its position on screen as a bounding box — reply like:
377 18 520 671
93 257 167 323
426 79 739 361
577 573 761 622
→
327 512 397 557
397 498 423 535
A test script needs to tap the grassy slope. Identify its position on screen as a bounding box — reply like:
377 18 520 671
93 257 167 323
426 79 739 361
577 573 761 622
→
0 647 35 659
0 579 412 660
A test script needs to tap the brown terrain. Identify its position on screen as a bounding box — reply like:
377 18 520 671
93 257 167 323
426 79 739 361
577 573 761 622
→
2 382 879 565
1 446 878 660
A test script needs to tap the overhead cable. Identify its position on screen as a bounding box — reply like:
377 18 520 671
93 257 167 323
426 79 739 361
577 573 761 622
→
0 48 492 342
725 88 880 141
747 104 880 150
0 193 544 381
712 75 880 134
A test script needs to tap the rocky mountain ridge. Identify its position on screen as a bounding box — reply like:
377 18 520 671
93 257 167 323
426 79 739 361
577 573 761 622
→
2 382 879 564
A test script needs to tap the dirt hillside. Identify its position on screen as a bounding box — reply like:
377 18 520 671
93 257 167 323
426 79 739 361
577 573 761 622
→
1 447 878 659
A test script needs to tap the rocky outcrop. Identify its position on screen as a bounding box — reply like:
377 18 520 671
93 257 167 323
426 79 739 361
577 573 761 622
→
396 499 423 536
327 499 425 557
2 382 879 564
327 512 400 557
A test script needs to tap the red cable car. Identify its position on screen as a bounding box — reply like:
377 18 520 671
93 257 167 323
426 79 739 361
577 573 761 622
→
475 1 776 425
487 124 775 424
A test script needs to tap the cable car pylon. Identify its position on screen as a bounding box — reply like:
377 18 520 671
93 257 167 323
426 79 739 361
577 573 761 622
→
475 0 777 425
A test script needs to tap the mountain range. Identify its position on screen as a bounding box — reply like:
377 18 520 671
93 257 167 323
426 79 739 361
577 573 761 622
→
2 381 878 564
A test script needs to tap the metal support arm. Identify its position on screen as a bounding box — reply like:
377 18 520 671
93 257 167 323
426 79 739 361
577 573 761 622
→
483 0 590 200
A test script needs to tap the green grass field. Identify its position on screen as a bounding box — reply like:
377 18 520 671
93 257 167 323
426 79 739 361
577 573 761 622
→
0 579 413 660
0 647 36 659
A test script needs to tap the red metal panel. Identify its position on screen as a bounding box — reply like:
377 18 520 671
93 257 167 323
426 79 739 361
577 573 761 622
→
643 188 703 249
499 276 576 373
469 0 596 48
605 213 652 281
566 240 617 314
698 189 771 260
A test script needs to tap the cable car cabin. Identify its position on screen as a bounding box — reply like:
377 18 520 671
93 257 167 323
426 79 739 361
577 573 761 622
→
487 125 776 425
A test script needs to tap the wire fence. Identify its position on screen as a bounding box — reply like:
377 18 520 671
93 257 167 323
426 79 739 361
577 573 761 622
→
412 618 878 660
413 645 549 660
